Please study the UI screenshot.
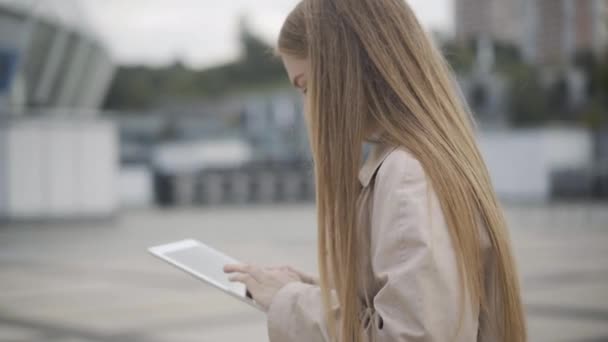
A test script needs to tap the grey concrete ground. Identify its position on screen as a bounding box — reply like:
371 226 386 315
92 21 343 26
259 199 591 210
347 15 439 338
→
0 204 607 342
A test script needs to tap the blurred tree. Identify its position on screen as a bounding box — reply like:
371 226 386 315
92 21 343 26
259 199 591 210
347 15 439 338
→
547 75 570 121
493 42 523 71
470 83 488 109
103 17 287 110
238 16 271 65
442 39 475 73
575 50 601 96
103 67 159 110
575 49 608 129
581 99 606 128
507 65 552 127
597 50 608 104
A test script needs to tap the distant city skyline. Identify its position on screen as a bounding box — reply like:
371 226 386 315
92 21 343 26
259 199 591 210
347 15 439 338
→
455 0 608 65
81 0 453 68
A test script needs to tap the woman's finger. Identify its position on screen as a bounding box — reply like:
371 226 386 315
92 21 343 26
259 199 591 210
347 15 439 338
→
224 264 266 282
245 264 266 281
224 264 249 274
228 273 254 286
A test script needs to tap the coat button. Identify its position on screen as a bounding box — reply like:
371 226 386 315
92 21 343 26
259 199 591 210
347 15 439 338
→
376 314 384 330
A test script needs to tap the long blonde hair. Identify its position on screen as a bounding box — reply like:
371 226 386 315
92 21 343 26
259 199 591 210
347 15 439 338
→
278 1 526 341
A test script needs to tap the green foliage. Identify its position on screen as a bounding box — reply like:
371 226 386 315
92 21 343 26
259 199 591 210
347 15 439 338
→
103 66 164 110
442 40 522 74
574 49 608 129
103 20 288 110
456 41 607 128
104 22 608 129
493 42 523 71
442 40 475 73
580 99 606 129
506 64 552 127
595 51 608 103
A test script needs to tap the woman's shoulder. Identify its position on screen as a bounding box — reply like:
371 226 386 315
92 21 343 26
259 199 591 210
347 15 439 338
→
376 146 425 185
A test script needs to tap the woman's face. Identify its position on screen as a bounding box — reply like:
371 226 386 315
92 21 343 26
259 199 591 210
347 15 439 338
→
281 54 378 139
282 54 309 98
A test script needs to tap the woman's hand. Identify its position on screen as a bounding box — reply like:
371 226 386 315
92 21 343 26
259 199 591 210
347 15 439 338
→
223 264 301 311
279 265 319 285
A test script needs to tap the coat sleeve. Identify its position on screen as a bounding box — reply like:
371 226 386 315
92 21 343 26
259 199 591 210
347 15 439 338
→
267 150 476 342
267 281 332 342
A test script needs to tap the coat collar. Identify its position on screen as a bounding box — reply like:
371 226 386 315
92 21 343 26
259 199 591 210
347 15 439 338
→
358 142 397 187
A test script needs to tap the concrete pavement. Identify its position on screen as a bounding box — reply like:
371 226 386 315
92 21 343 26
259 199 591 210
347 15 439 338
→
0 204 607 341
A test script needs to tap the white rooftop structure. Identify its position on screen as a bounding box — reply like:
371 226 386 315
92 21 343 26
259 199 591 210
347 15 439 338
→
0 0 114 111
0 0 97 39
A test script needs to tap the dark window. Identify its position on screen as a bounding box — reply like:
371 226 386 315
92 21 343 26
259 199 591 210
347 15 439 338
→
0 49 18 92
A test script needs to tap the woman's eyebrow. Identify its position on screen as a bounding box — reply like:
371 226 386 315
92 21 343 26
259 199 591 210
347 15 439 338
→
292 73 304 88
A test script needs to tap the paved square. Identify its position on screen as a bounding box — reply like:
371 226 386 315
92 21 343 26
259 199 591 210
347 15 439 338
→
0 204 607 341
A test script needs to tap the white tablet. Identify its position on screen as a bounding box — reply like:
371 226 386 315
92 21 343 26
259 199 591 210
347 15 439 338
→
148 239 263 311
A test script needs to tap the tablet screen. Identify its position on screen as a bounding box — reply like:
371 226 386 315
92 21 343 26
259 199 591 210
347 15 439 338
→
163 244 244 295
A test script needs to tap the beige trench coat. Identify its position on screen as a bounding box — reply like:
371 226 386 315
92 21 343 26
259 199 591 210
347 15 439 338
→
267 143 498 341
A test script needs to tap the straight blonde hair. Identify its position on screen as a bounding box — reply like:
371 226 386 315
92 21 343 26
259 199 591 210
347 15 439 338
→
278 1 526 341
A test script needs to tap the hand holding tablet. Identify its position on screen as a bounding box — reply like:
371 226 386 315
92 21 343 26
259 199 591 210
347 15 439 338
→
148 239 304 311
148 239 264 311
223 263 301 310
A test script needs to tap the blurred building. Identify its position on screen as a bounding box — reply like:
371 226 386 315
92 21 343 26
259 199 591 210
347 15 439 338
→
455 0 523 45
456 0 608 65
0 0 118 221
524 0 608 64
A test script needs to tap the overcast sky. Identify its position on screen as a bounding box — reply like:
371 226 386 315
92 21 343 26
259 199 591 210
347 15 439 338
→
81 0 453 68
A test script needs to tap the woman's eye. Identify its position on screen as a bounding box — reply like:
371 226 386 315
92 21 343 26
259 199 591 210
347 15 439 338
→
302 88 308 95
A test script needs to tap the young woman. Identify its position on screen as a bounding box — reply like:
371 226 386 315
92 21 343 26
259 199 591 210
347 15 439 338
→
224 0 527 341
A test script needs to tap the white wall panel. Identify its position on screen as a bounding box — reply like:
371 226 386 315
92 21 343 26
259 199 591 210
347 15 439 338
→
119 167 153 209
0 118 118 220
478 128 592 201
78 122 118 215
0 126 8 215
46 122 78 217
7 122 45 218
479 131 549 201
541 128 592 169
